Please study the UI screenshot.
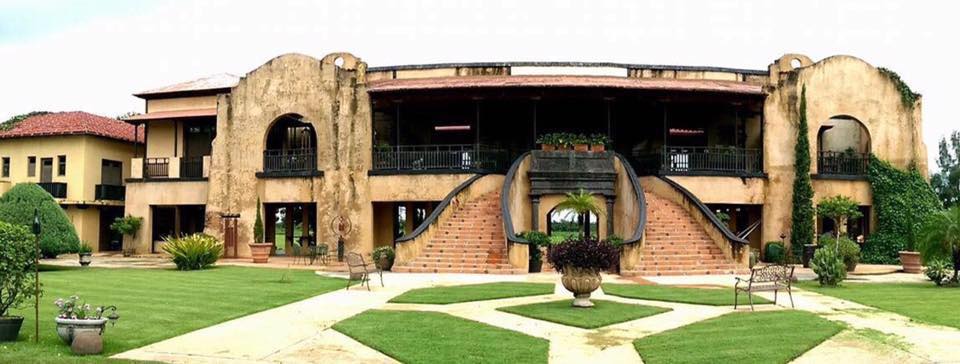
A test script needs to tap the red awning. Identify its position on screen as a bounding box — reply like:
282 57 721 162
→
367 75 764 95
124 108 217 121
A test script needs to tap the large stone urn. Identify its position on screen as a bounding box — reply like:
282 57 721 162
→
249 243 272 263
561 266 602 307
899 251 922 273
55 317 107 344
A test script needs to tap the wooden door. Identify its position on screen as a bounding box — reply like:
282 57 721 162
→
222 215 238 258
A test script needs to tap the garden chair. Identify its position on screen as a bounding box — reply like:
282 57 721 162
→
290 243 304 265
316 243 329 265
734 264 795 311
345 252 382 291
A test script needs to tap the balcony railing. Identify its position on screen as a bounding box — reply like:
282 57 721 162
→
144 158 170 178
818 151 869 176
372 144 508 172
634 146 762 176
180 156 205 178
95 184 125 201
38 182 67 198
263 148 317 173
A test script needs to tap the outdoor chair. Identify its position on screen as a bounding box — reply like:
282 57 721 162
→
734 264 795 311
290 243 304 265
316 243 329 265
345 252 382 291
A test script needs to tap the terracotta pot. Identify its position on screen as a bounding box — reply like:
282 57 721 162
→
574 144 589 152
377 256 394 271
55 317 107 344
560 266 602 307
591 144 606 153
249 243 273 263
541 144 556 152
899 251 922 273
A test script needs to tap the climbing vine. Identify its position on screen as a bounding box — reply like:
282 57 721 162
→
862 156 941 264
878 67 921 109
790 85 815 259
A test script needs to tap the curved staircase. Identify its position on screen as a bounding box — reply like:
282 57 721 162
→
393 191 524 274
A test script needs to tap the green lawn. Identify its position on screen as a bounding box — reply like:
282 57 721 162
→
497 299 671 329
798 281 960 329
389 282 555 304
634 310 844 364
603 283 772 306
334 310 548 364
2 265 346 363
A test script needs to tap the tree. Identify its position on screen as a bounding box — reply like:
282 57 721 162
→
0 221 37 318
816 195 863 244
0 183 79 257
554 189 603 238
253 197 264 244
790 85 815 259
1 111 50 131
110 215 143 254
931 131 960 208
917 206 960 283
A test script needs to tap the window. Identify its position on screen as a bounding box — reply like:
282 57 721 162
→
1 157 8 178
27 156 36 177
57 155 66 176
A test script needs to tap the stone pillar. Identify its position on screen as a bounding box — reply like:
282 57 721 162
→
531 195 540 231
605 196 615 239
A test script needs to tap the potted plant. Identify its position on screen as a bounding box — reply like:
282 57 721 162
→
522 231 550 273
557 133 573 151
572 133 589 152
547 238 618 307
53 295 118 346
589 134 609 153
372 246 395 271
536 134 557 152
110 215 142 257
249 197 271 263
78 242 93 267
0 221 37 342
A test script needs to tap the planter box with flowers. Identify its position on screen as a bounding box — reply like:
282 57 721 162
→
547 238 619 307
537 133 610 154
54 295 118 354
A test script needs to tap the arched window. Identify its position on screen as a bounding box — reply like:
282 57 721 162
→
817 116 871 176
263 114 318 174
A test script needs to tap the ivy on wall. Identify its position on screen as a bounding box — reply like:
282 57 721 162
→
878 67 921 109
790 85 815 258
862 156 942 264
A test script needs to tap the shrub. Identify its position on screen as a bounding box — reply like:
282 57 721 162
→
924 258 953 286
547 238 619 273
764 242 786 263
606 234 624 247
811 247 847 287
253 198 264 244
372 246 396 269
78 242 93 254
0 221 38 318
820 235 861 271
917 206 960 282
110 215 143 237
161 233 223 270
791 86 815 260
0 183 79 257
521 231 550 262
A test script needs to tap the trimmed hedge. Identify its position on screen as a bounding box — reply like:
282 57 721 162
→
0 183 79 257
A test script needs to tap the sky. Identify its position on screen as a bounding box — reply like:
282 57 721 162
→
0 0 956 168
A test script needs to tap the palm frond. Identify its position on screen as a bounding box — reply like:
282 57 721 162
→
553 189 603 216
917 206 960 261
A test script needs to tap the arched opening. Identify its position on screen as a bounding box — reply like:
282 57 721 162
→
546 206 599 243
263 113 318 174
816 115 871 176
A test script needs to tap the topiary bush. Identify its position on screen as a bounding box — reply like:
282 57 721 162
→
863 156 941 264
0 183 79 258
811 247 847 287
764 241 786 263
161 233 223 270
0 221 38 319
820 235 861 272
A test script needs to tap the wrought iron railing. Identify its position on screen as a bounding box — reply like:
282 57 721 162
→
144 158 169 178
818 151 869 176
38 182 67 198
634 146 762 176
372 144 508 172
180 156 205 178
95 184 125 201
263 148 317 173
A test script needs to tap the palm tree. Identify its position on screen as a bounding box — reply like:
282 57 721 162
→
917 206 960 282
554 189 604 238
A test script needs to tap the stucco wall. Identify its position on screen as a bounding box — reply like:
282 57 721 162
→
669 176 766 205
368 174 474 201
147 95 218 113
123 180 209 252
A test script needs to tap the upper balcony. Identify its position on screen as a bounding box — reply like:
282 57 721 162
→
371 144 508 174
634 146 763 177
130 156 211 180
38 182 67 198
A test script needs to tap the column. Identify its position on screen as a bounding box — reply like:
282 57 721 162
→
531 195 540 231
605 196 615 239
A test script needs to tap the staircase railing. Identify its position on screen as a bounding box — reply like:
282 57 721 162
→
500 152 532 245
611 152 646 245
657 176 750 257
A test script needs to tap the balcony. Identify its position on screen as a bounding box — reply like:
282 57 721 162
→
261 149 319 177
635 146 763 177
144 158 169 178
180 156 205 179
371 144 508 174
95 184 125 201
817 151 869 177
38 182 67 198
130 156 210 180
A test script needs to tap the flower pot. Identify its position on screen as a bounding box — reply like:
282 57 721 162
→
55 317 107 344
899 251 922 273
541 144 556 152
79 252 92 267
846 261 858 272
802 244 820 268
377 256 394 271
248 243 273 263
560 266 602 307
574 144 589 152
591 144 605 153
0 316 24 342
529 259 543 273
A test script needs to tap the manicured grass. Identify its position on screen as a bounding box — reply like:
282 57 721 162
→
334 310 548 364
603 283 772 306
798 281 960 329
2 266 346 363
634 310 843 364
389 282 554 304
497 299 671 329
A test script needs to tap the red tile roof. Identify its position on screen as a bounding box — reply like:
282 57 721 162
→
368 75 765 95
0 112 143 143
134 73 240 98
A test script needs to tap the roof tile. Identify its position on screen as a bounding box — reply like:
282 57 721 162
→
0 111 143 143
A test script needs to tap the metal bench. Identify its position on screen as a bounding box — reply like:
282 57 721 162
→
734 264 795 311
345 252 382 290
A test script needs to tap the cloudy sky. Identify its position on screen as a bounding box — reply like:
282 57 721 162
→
0 0 955 167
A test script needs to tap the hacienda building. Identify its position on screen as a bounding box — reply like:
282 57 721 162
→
0 112 140 251
120 52 926 275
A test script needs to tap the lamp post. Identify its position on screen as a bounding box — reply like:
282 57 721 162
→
31 208 41 343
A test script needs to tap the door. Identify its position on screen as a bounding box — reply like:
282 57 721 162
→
99 207 124 251
101 160 122 186
40 158 53 182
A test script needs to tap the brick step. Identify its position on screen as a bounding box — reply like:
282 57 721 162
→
392 266 524 274
408 257 509 265
622 269 744 276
